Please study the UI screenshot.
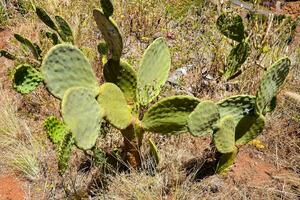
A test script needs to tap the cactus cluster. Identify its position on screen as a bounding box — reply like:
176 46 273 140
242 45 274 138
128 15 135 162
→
187 57 291 173
217 12 250 80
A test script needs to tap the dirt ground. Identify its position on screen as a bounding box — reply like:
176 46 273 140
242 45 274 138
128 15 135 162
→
0 175 25 200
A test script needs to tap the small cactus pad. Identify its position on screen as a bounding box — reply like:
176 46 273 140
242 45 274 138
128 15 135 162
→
0 50 16 60
224 41 250 80
103 59 137 104
217 13 245 42
256 57 291 114
13 64 43 94
216 146 238 173
149 138 160 164
214 115 236 153
100 0 114 17
235 114 266 146
58 132 73 174
55 16 74 43
44 116 69 147
142 96 200 135
98 41 109 55
187 101 220 137
97 83 132 129
62 87 102 150
218 95 256 125
14 34 41 60
42 44 99 99
36 7 58 31
93 9 123 61
137 37 171 106
45 32 61 45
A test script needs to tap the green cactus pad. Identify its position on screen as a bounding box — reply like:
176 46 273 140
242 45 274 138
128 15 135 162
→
187 101 220 137
148 138 160 164
97 83 132 129
0 50 16 60
214 115 236 153
224 41 250 80
58 132 73 174
13 64 43 94
217 13 245 42
100 0 114 17
142 96 200 135
42 44 99 99
137 37 171 106
36 7 58 31
256 57 291 114
14 34 41 60
98 41 109 55
93 9 123 61
45 32 61 45
55 16 74 43
235 114 266 146
62 87 102 150
216 146 238 173
218 95 256 125
103 59 137 104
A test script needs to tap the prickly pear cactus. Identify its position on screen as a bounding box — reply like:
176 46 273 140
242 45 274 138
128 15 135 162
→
45 32 61 45
14 34 41 60
188 101 220 136
235 114 266 146
224 41 250 80
36 7 58 31
54 16 74 43
137 37 171 106
42 44 99 99
214 115 236 153
93 9 123 61
103 59 137 104
100 0 114 17
216 146 238 173
62 87 103 150
256 57 291 114
97 83 132 129
13 64 43 94
142 96 200 134
0 50 16 60
148 138 160 164
218 95 256 125
217 12 245 42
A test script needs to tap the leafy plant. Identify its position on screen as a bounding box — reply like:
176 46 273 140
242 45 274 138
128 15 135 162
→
187 57 291 173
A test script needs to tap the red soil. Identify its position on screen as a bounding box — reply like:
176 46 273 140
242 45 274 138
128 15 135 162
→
0 176 25 200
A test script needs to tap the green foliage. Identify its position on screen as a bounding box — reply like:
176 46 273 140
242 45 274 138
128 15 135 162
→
98 83 132 129
142 96 200 135
188 101 220 137
148 138 160 164
36 7 58 31
62 87 103 150
14 34 41 60
217 12 245 42
93 9 123 60
224 41 250 80
256 57 291 114
45 32 61 45
44 116 73 174
13 64 43 94
100 0 114 18
137 37 171 106
54 16 74 43
0 50 16 60
216 146 238 173
214 115 236 154
103 59 137 104
42 44 99 99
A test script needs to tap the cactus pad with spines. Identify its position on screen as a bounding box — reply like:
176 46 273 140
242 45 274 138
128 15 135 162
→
45 32 61 45
149 138 160 164
98 83 132 129
137 37 171 105
58 132 73 174
103 59 137 104
42 44 99 99
224 41 250 80
216 146 238 173
217 12 245 42
62 87 102 150
100 0 114 17
218 95 256 125
13 64 43 94
54 16 74 43
14 34 41 60
187 101 220 137
214 115 236 153
142 96 200 135
235 114 266 146
0 50 16 60
36 7 58 31
256 57 291 114
93 9 123 61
